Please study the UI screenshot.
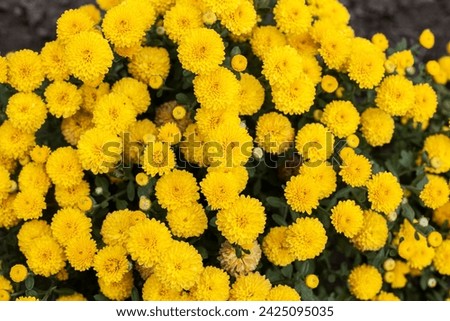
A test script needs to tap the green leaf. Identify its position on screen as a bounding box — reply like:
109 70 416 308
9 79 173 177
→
175 93 189 105
401 203 415 222
272 214 287 226
127 181 135 202
230 46 241 56
24 276 34 290
295 281 316 301
196 246 209 259
265 268 284 283
281 264 293 279
115 199 128 210
131 287 140 301
95 176 109 192
266 196 286 208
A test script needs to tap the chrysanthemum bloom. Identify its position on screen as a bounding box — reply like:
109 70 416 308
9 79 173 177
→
128 47 171 87
155 169 199 210
202 0 240 15
420 175 450 209
218 241 261 277
166 202 208 238
262 226 296 267
112 78 150 115
287 32 318 57
61 111 94 146
93 245 129 283
318 31 352 70
193 67 240 111
17 220 52 256
284 175 320 214
339 153 372 187
98 271 134 301
433 240 450 275
164 3 203 43
360 108 395 147
427 231 443 248
387 50 414 75
65 31 114 86
367 172 403 214
255 112 294 155
142 274 183 301
321 100 360 138
0 195 18 229
40 40 70 81
190 266 230 301
238 73 265 116
102 1 151 48
305 274 319 289
6 92 47 134
348 264 382 300
55 180 90 208
221 0 257 36
142 141 176 177
46 147 84 188
6 49 45 92
0 56 7 83
13 190 46 221
9 264 28 283
389 260 410 289
250 26 287 60
352 210 388 251
274 0 311 35
65 236 97 271
18 163 50 196
30 145 51 164
419 28 435 49
295 123 334 163
423 134 450 173
44 81 82 118
286 217 327 261
93 92 137 135
56 293 87 301
300 162 337 199
80 82 110 113
51 207 92 246
77 128 122 174
272 75 316 115
216 195 266 247
101 209 147 247
56 8 96 42
321 75 338 93
375 75 415 116
229 272 271 301
204 123 253 167
153 240 203 291
371 33 389 51
195 107 240 137
200 171 240 210
0 275 12 293
433 201 450 227
0 121 35 160
25 235 65 277
406 83 438 124
331 200 364 238
207 166 248 193
126 218 173 268
267 285 301 301
374 291 400 301
262 45 303 87
158 122 182 145
0 166 12 199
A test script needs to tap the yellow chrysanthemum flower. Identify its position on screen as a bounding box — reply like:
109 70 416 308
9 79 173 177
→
40 40 70 81
433 201 450 227
305 274 319 289
142 274 182 301
93 245 129 283
164 3 202 43
286 217 327 261
375 75 415 116
0 56 7 83
371 33 389 51
352 210 388 251
202 0 240 16
360 108 395 147
153 240 203 291
318 31 352 70
126 218 173 268
218 241 261 277
129 46 171 87
321 75 338 93
9 264 28 283
374 291 400 301
56 9 96 43
46 147 84 188
200 171 240 210
272 75 316 115
287 32 318 57
300 162 337 199
158 122 182 145
238 73 265 116
423 134 450 174
51 207 92 246
407 83 438 124
77 128 122 174
101 209 147 247
17 220 52 256
61 111 94 146
30 145 51 164
433 240 450 275
155 169 199 210
274 0 312 35
207 165 248 193
262 226 296 267
18 162 50 195
65 31 114 86
54 180 90 208
221 0 257 36
387 50 414 76
142 141 176 177
295 123 334 163
267 285 301 301
7 49 45 92
195 107 240 137
339 153 372 187
321 100 360 138
0 121 35 160
419 28 435 49
65 236 97 271
331 200 364 238
112 77 150 115
190 266 230 301
166 202 208 238
98 271 134 301
262 45 303 87
25 235 65 277
6 92 47 134
229 272 271 301
348 264 382 300
367 172 403 214
216 195 266 247
13 190 46 221
256 112 294 155
420 175 450 209
44 81 82 118
284 174 320 214
250 26 287 60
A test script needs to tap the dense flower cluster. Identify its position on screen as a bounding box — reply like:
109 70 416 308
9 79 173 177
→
0 0 449 302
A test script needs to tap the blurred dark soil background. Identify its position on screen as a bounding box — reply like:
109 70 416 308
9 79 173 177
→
0 0 449 56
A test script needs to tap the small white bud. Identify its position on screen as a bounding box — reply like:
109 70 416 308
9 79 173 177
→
406 66 416 75
239 121 247 129
419 217 429 227
253 147 264 160
387 211 398 222
401 197 408 205
156 26 165 36
427 278 437 288
95 187 103 195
